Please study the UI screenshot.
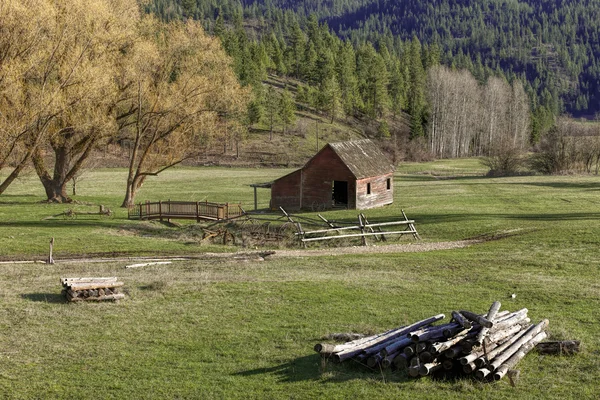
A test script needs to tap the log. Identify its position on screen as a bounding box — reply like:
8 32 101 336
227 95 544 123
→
403 344 416 357
490 309 528 333
443 344 465 359
451 311 472 329
488 319 549 371
459 342 499 365
493 331 548 381
333 314 445 362
408 366 420 377
463 361 477 374
475 367 492 380
419 351 434 363
393 353 409 369
474 328 529 368
68 293 125 302
487 324 525 345
364 337 412 357
419 362 442 376
68 281 124 291
61 277 117 286
475 301 501 345
381 352 398 368
366 354 382 368
410 326 446 343
429 329 471 353
442 359 454 370
535 340 580 355
382 336 412 356
460 310 493 328
416 342 429 353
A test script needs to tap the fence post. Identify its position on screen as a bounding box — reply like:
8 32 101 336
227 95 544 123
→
196 201 200 223
146 201 149 220
159 200 162 221
139 203 142 220
226 202 229 219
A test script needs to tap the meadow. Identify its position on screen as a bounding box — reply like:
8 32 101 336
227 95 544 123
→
0 160 599 399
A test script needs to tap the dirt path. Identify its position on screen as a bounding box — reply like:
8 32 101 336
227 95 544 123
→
269 240 482 258
0 240 482 265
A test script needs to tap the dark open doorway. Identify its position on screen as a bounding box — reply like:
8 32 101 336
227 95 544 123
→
332 181 348 206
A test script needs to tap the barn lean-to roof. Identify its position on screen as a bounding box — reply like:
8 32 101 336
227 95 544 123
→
327 139 394 179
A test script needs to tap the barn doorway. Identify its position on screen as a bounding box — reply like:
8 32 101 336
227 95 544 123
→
332 181 348 206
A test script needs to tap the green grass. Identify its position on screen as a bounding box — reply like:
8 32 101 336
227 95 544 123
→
0 161 599 399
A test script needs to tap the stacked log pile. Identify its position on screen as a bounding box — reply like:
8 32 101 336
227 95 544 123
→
315 302 549 382
61 277 125 302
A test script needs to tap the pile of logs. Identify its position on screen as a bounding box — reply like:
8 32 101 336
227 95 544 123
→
61 277 125 302
315 302 551 382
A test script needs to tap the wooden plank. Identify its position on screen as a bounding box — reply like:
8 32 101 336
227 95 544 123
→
68 293 125 302
68 281 124 291
300 229 418 242
61 277 117 286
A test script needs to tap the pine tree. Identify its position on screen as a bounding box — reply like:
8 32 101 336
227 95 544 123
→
319 76 342 123
407 37 426 139
265 86 281 140
279 88 296 134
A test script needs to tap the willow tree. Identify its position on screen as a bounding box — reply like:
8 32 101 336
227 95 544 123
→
0 0 63 194
29 0 138 202
119 19 248 208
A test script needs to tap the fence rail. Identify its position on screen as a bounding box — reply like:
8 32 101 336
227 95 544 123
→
128 200 245 222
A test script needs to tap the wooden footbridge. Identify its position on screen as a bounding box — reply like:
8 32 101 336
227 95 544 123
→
128 200 245 222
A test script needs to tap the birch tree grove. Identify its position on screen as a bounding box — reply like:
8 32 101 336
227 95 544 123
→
426 66 530 160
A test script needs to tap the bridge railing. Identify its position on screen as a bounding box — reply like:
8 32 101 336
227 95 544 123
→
128 200 245 221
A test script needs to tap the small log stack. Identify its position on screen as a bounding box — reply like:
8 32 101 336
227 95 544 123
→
61 277 125 302
315 302 554 383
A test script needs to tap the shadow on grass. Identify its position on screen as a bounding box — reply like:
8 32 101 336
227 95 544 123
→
515 181 600 190
331 212 600 226
234 354 411 384
234 354 322 383
21 293 66 303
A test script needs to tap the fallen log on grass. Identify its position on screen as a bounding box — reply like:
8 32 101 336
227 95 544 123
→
535 340 580 355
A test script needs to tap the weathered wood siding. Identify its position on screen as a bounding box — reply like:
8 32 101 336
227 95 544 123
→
356 173 394 210
270 170 302 210
270 142 395 211
301 146 356 209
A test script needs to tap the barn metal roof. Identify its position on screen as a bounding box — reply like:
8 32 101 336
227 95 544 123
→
328 139 394 179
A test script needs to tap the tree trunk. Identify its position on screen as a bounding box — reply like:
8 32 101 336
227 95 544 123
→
32 146 73 203
121 175 145 208
41 176 72 203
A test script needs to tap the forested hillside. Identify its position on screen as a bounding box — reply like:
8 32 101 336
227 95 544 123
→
147 0 600 118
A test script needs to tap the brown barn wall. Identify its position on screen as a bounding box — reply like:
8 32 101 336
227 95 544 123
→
356 173 394 210
301 147 356 210
270 170 302 210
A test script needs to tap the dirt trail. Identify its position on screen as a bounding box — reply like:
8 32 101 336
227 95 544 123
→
0 240 482 265
269 240 482 258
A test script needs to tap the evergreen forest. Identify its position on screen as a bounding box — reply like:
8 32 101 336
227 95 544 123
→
146 0 600 121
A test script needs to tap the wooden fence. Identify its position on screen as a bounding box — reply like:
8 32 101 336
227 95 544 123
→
128 200 245 222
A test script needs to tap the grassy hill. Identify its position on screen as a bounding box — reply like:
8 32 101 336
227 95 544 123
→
0 159 599 398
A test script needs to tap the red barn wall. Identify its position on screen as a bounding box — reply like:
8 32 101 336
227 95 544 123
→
270 147 394 211
356 173 394 210
301 147 356 210
270 170 302 210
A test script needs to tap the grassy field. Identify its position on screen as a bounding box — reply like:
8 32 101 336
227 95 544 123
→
0 160 599 399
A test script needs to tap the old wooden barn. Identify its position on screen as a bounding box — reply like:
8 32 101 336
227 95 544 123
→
270 139 395 211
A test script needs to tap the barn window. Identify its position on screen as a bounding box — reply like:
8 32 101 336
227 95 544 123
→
367 183 371 195
386 178 391 190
